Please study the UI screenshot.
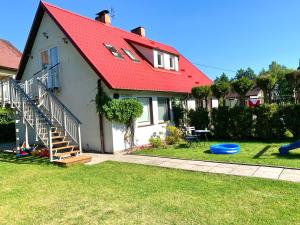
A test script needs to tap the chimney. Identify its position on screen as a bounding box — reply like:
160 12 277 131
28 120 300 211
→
95 10 111 25
131 26 146 37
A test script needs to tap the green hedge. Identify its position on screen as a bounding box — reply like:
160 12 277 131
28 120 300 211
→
188 108 209 130
0 108 15 142
190 104 300 141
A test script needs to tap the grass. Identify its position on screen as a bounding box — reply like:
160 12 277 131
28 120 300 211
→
1 152 300 225
135 141 300 168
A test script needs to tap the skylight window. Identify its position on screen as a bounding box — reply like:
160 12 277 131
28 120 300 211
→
123 49 139 62
104 44 123 59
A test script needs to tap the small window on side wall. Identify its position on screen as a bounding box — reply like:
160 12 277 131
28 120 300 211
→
137 97 153 126
169 56 175 70
157 97 170 123
104 43 123 59
157 52 164 67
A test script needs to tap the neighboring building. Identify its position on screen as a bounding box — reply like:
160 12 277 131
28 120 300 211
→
225 82 264 107
12 1 212 154
0 39 21 80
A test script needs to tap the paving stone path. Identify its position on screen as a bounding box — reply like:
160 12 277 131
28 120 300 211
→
85 153 300 183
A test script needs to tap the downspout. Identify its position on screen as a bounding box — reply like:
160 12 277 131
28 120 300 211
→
97 80 106 153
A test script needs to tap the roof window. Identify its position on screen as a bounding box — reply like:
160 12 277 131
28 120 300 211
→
104 43 123 59
123 49 139 62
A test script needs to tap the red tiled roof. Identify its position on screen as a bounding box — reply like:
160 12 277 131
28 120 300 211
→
0 39 21 71
19 1 212 93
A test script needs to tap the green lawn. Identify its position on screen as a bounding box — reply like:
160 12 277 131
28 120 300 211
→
1 152 300 225
135 141 300 168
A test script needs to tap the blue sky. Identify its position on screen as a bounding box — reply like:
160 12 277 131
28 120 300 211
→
1 0 300 80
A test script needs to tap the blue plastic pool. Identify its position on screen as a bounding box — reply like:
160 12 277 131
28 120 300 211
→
210 143 240 154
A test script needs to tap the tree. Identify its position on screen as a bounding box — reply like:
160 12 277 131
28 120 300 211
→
231 77 253 106
267 61 293 98
256 74 276 104
235 67 256 80
211 81 230 106
285 71 300 104
215 72 229 83
191 86 210 108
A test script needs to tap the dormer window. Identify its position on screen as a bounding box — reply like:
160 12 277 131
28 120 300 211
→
104 43 123 59
169 56 175 70
157 52 164 67
123 49 139 62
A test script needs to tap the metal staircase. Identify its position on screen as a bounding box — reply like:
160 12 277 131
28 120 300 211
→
0 66 83 162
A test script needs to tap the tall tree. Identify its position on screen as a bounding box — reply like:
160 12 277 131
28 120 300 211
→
231 77 253 106
267 61 293 98
211 73 230 106
256 73 276 104
285 70 300 104
191 86 211 108
235 67 256 80
215 72 229 83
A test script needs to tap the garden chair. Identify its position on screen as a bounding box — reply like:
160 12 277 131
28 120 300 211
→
182 126 199 145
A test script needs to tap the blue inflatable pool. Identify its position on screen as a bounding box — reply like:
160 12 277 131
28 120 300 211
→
210 143 240 154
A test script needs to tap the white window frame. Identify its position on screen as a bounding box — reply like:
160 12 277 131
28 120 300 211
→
157 52 164 68
137 97 153 126
169 56 175 70
157 97 170 123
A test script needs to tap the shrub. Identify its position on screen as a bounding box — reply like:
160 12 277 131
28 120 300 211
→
171 99 187 127
253 104 285 140
188 108 209 130
165 126 182 145
211 106 230 139
0 108 15 142
149 136 163 148
278 104 300 137
228 106 253 140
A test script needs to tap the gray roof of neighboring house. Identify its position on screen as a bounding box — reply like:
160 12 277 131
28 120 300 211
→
225 82 261 99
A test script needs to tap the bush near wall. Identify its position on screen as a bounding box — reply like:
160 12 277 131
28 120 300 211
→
0 108 15 142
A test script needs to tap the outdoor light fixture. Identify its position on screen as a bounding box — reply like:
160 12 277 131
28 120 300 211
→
42 32 49 39
62 37 69 44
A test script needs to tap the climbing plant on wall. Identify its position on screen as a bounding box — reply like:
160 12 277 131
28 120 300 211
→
96 89 143 151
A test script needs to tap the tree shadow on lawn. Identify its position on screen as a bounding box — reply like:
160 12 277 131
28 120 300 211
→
0 151 51 165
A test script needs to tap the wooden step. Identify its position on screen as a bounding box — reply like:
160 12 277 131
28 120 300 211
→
52 141 70 146
52 145 77 151
52 136 65 140
53 155 92 167
53 150 80 158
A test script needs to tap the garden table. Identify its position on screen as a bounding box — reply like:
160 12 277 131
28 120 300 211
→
195 129 210 145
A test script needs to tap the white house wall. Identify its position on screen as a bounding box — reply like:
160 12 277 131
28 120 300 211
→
20 13 102 152
109 90 181 152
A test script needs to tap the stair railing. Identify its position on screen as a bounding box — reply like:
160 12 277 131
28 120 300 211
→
9 78 55 161
36 79 82 154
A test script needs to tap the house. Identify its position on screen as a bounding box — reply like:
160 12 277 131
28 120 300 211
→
2 1 212 159
0 39 21 80
225 82 264 107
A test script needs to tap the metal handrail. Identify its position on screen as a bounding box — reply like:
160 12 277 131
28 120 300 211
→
37 79 81 124
10 78 54 127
